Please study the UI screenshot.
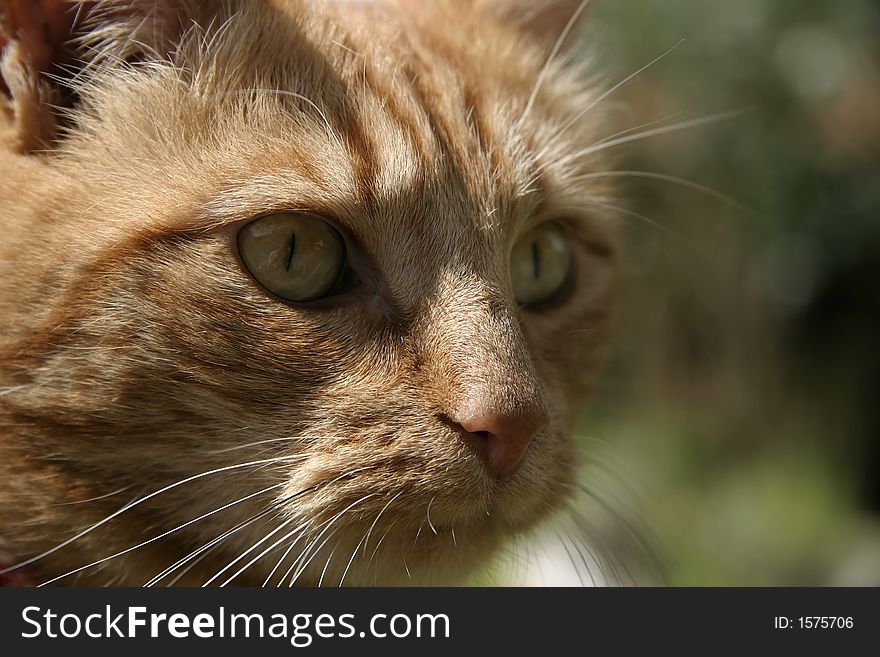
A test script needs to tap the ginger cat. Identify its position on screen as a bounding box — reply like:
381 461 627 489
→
0 0 616 586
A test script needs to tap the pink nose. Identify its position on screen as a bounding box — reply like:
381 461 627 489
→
456 410 548 479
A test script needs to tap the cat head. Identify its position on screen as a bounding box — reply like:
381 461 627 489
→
0 0 617 585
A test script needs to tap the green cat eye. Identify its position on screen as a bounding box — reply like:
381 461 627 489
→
510 221 572 307
237 213 347 302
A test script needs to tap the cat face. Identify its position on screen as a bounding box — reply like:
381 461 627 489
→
0 0 616 585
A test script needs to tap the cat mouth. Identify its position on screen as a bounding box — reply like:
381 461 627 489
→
198 420 575 585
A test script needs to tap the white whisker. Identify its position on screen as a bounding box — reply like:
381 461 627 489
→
209 437 302 454
362 491 403 558
220 519 315 587
548 39 685 147
1 454 305 579
574 170 752 213
269 468 376 586
587 199 713 258
287 527 343 587
338 531 370 587
568 109 746 162
145 508 275 587
520 0 592 123
561 525 600 586
263 520 314 587
52 486 132 507
318 545 338 587
39 483 285 586
555 527 588 587
287 493 377 586
426 495 438 535
573 111 684 152
204 517 305 587
366 517 400 580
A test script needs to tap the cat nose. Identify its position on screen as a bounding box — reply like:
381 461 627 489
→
456 409 548 480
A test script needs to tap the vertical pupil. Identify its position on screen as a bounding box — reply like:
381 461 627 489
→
285 232 297 271
531 240 541 280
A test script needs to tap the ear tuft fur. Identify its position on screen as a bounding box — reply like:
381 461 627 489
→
0 0 232 152
0 0 82 151
470 0 590 48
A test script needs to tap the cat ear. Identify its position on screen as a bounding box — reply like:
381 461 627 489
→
74 0 216 66
0 0 83 151
0 0 220 152
471 0 590 48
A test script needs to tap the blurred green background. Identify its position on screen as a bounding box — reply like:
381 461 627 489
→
497 0 880 586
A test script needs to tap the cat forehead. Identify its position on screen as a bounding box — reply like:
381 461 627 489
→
255 1 576 189
68 0 608 246
174 4 598 230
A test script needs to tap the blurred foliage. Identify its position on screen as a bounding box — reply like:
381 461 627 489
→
525 0 880 585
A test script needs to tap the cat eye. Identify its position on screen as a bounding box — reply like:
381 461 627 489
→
510 221 572 307
237 213 349 302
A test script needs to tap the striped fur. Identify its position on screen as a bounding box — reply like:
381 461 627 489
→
0 0 617 585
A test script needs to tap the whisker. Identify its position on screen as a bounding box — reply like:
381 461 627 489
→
271 468 377 586
568 109 746 162
39 483 286 586
362 491 403 557
520 0 592 123
317 545 338 588
577 440 672 528
209 437 302 454
556 524 593 586
412 521 425 550
164 545 215 587
426 495 438 535
287 493 377 586
226 520 321 588
205 517 305 587
572 111 684 153
263 526 310 588
587 199 713 258
557 472 646 586
574 170 752 213
280 527 328 587
1 454 306 578
555 527 588 587
568 501 629 585
209 470 375 588
340 490 406 586
571 502 639 586
338 530 370 587
287 526 343 587
145 508 276 587
547 39 685 147
576 482 669 583
172 467 370 586
52 486 132 507
565 522 610 586
366 517 400 579
163 511 279 587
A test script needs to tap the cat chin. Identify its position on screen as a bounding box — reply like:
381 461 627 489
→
279 523 507 587
291 479 577 587
246 468 574 586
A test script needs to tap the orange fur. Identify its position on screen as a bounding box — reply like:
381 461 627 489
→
0 0 617 586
